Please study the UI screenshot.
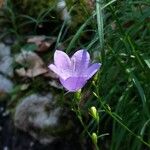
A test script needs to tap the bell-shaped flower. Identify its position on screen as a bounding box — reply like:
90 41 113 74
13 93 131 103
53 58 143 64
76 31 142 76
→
48 49 101 92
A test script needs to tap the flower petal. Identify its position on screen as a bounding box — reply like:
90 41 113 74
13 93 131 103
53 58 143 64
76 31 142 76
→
85 63 101 79
54 50 71 69
48 64 71 80
71 49 90 74
48 64 61 76
60 77 87 92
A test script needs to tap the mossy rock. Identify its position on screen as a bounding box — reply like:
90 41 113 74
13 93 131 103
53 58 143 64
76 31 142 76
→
14 93 74 144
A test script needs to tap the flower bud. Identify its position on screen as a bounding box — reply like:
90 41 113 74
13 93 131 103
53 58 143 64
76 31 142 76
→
75 89 81 101
89 106 99 122
94 73 99 82
91 132 98 144
92 80 96 86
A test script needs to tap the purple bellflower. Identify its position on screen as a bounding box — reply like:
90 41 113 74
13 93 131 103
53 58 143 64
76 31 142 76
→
48 49 101 92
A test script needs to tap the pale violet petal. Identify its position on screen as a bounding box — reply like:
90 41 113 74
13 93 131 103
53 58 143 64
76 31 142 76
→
71 49 90 74
60 77 87 92
85 63 101 79
49 64 71 80
54 50 71 69
48 64 62 76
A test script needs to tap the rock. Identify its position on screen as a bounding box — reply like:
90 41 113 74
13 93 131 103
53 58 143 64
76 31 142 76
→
0 43 10 56
48 80 63 89
2 35 16 45
0 43 13 77
15 51 47 77
14 93 71 144
0 74 13 95
27 35 56 52
57 0 71 24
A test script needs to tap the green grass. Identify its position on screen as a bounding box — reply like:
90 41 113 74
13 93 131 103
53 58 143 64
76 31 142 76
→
96 1 150 149
62 0 150 149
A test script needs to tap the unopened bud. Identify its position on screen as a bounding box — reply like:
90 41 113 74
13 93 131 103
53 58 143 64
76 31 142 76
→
89 106 99 122
94 73 99 82
92 80 96 86
75 89 81 101
91 132 98 144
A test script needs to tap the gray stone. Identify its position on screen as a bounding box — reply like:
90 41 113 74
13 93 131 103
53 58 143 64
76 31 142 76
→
0 43 13 77
0 74 13 94
57 0 71 23
0 43 10 56
14 93 65 144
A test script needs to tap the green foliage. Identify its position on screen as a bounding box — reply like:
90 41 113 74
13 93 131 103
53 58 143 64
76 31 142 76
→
63 0 150 149
0 0 58 37
94 0 150 149
12 0 57 17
